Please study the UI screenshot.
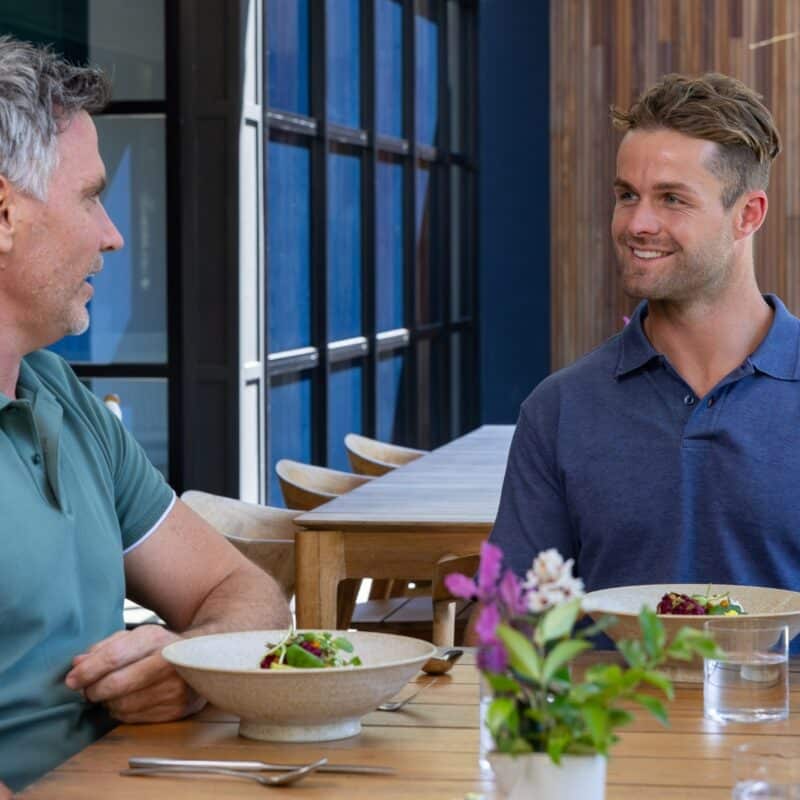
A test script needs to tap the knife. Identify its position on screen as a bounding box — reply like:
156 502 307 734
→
129 756 395 776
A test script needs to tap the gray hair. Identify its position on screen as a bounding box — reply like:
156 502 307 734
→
0 35 110 199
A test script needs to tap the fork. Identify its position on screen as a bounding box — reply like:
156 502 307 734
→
378 677 439 711
120 757 327 787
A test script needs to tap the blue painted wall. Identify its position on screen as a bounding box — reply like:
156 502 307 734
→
478 0 550 423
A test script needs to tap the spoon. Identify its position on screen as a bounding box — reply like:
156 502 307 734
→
120 757 327 787
421 648 464 675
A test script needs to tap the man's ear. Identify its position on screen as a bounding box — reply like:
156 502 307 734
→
0 175 18 254
733 190 768 240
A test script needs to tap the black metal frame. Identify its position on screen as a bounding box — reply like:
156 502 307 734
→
263 0 478 501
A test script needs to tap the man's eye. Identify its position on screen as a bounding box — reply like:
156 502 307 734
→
616 191 635 202
664 194 682 205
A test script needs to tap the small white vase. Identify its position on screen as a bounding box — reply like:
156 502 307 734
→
488 751 606 800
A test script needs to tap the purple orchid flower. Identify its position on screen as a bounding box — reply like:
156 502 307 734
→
444 572 478 600
498 569 527 616
477 642 508 674
476 541 503 601
475 602 501 646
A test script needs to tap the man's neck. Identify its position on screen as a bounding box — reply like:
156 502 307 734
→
0 351 21 400
643 278 772 399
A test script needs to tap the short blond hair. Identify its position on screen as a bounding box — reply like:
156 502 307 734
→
612 73 781 208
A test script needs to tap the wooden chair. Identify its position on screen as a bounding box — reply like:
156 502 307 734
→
275 459 372 511
181 490 301 599
274 459 373 627
350 552 480 647
344 433 427 477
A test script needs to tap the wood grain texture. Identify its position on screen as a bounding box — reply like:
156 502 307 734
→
18 652 800 799
551 0 800 369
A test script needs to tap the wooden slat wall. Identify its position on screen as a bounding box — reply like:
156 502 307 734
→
550 0 800 369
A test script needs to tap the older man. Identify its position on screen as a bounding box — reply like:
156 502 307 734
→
0 37 290 794
489 73 799 597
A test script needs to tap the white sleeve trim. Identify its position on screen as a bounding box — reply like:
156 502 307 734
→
122 490 177 556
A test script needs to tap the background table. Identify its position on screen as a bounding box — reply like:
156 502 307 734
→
18 653 800 798
294 425 514 629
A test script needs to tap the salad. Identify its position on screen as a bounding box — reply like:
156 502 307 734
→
259 630 362 669
656 587 745 616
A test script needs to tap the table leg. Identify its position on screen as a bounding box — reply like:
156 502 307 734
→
295 529 345 629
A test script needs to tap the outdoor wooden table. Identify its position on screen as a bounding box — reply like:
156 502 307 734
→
294 424 515 629
18 652 800 798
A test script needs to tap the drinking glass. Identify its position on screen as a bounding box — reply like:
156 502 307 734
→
703 620 789 724
478 674 493 773
732 743 800 799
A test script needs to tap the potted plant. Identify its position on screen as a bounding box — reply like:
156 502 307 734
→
446 544 721 800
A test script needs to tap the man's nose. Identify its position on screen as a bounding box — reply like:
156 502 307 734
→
100 204 124 252
627 200 661 238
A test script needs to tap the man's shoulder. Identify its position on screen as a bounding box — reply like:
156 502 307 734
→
521 332 623 412
24 348 78 389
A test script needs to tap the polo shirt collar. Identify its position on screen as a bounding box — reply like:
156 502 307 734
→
748 294 800 380
615 294 800 381
615 301 660 378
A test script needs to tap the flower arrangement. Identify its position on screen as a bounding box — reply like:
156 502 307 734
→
446 543 721 762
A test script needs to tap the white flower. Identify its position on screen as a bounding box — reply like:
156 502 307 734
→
522 549 585 614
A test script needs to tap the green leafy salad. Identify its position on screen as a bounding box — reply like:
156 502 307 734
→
259 630 362 669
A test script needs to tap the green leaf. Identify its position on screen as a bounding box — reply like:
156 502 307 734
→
284 643 325 668
534 598 583 646
607 708 633 729
640 669 674 700
542 639 592 684
546 731 572 765
496 624 542 682
332 636 354 652
485 673 521 694
580 704 610 752
584 662 623 687
638 607 666 659
486 697 519 738
631 693 669 726
577 614 618 638
617 639 646 669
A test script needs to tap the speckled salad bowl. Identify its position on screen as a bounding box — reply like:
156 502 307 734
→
162 629 437 742
582 583 800 680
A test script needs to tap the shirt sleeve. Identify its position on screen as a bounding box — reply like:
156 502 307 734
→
488 387 577 577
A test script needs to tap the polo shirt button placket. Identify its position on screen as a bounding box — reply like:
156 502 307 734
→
683 394 695 406
31 453 42 466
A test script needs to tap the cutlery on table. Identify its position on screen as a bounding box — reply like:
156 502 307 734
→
421 648 464 675
129 756 395 776
121 757 327 787
378 677 439 711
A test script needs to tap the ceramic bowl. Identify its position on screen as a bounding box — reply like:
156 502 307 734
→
581 584 800 680
162 629 436 742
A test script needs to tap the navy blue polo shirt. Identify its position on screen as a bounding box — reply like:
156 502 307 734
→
490 294 800 596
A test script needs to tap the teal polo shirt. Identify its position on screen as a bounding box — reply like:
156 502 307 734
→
0 349 175 792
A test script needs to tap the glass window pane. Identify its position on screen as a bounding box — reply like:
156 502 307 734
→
269 371 312 507
328 145 362 341
328 360 362 472
415 337 444 448
0 5 88 64
376 0 403 137
447 0 462 152
268 135 312 352
50 115 167 364
450 331 472 439
415 1 438 145
415 160 440 325
267 0 310 114
88 0 164 101
450 165 472 320
326 0 360 128
376 153 404 331
82 378 168 477
378 351 408 444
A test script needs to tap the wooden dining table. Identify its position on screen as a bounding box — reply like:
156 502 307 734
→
294 424 515 629
18 651 800 798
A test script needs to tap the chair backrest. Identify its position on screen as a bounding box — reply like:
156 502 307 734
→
344 433 427 477
274 459 372 510
181 490 300 596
